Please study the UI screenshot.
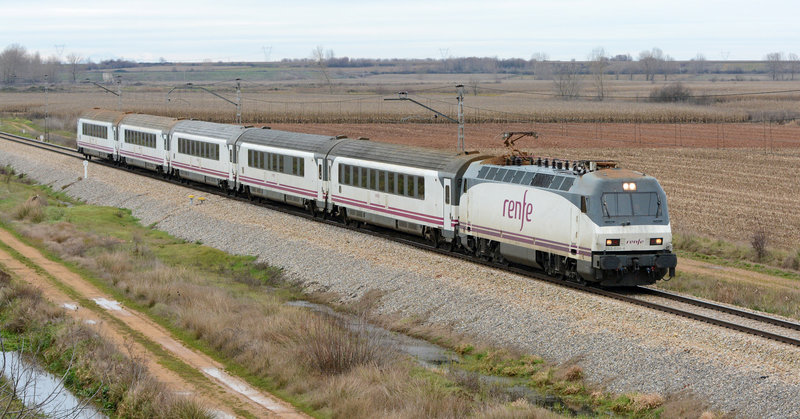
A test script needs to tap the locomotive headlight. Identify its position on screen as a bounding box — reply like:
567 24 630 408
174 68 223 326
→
650 238 663 245
622 182 637 191
606 238 620 246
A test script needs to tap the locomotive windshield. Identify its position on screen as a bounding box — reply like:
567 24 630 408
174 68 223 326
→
601 192 661 217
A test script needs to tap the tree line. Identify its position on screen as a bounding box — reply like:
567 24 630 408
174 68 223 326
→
2 42 799 87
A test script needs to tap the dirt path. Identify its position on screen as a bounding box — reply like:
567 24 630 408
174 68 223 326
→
0 227 307 419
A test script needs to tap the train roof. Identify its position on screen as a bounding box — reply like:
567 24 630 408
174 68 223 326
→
332 140 486 174
119 113 179 132
78 108 127 124
237 128 342 153
172 120 249 144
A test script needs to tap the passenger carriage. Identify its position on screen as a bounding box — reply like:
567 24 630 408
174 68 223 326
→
169 120 248 189
235 128 344 210
328 141 484 241
76 108 127 161
117 114 178 173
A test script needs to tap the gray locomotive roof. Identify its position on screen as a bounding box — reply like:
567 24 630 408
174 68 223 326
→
332 140 484 174
172 120 249 145
119 113 178 132
78 108 127 124
237 128 338 153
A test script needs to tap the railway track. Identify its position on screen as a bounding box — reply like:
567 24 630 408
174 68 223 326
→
3 131 800 348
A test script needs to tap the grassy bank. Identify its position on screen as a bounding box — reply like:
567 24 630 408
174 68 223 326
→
0 264 210 418
661 231 800 320
0 166 682 417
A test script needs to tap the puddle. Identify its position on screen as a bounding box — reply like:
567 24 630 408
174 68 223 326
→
93 298 124 312
1 351 105 418
202 367 289 413
287 300 458 367
287 300 590 415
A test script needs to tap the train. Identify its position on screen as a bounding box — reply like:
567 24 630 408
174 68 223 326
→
77 108 677 286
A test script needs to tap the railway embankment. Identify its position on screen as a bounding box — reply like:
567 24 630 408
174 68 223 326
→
2 139 800 418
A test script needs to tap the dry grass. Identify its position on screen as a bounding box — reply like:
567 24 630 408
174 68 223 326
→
0 268 211 418
12 194 46 223
10 217 578 417
4 78 800 131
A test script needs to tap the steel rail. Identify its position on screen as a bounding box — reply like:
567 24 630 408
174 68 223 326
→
2 130 799 348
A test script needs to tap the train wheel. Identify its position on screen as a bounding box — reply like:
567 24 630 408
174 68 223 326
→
425 228 440 248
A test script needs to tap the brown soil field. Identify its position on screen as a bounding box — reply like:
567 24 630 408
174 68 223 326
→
268 122 800 150
271 122 800 251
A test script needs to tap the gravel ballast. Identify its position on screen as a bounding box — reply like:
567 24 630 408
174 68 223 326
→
2 141 799 418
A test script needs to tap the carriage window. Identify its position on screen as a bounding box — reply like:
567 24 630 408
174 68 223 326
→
417 176 425 199
378 171 386 192
581 196 588 213
398 174 406 196
369 169 376 190
344 165 351 185
445 185 450 204
360 168 367 188
388 172 395 194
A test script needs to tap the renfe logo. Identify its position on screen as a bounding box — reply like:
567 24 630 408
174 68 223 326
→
503 190 534 231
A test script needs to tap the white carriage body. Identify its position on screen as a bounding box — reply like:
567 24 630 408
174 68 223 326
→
116 114 178 172
76 109 126 160
237 142 318 206
169 121 245 187
330 157 445 231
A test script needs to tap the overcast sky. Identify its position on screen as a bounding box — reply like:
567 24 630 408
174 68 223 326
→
2 0 798 62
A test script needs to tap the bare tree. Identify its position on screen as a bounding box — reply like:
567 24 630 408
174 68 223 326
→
588 47 609 100
468 78 479 96
638 47 664 82
788 53 799 81
765 52 784 81
0 44 27 84
690 53 707 75
530 52 550 80
552 60 581 100
311 46 333 94
65 52 82 84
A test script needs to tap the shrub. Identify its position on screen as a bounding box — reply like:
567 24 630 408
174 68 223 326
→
751 228 769 261
13 194 47 222
649 82 692 102
298 314 386 375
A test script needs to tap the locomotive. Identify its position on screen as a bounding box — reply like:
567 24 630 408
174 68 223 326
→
77 109 677 286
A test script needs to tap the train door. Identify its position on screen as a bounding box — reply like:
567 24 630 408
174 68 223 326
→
112 126 119 160
228 144 236 187
570 206 579 254
317 157 326 202
443 178 453 233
